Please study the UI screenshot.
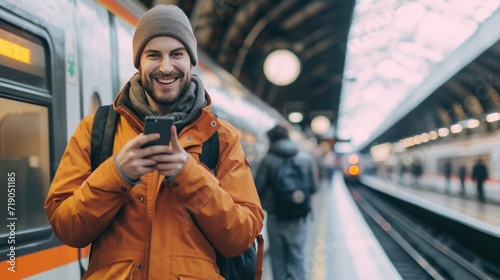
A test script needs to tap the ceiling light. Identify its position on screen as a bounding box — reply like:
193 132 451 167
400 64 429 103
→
310 115 330 135
486 112 500 122
263 49 301 86
420 133 430 142
429 131 438 140
450 124 463 133
438 127 450 137
413 135 422 145
288 112 303 123
466 119 480 128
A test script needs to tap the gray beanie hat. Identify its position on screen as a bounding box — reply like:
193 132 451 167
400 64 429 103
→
133 5 198 68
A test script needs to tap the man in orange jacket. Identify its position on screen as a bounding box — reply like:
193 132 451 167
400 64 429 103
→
45 5 264 279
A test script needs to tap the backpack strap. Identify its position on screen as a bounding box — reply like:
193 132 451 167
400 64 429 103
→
199 130 219 174
86 105 118 274
254 234 264 280
190 131 232 277
196 131 262 280
90 105 118 171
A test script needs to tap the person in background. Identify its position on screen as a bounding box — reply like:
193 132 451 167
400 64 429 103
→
472 158 488 202
458 164 467 196
44 5 264 279
444 160 452 194
398 163 406 183
322 150 336 185
411 159 423 187
254 124 317 280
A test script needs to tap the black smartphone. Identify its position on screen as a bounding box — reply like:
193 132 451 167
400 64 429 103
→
142 116 174 148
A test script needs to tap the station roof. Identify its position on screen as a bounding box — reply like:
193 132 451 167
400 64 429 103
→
100 0 500 153
341 0 500 153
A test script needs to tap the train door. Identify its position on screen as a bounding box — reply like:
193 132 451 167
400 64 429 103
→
0 4 77 279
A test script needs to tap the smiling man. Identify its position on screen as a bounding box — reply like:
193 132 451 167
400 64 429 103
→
45 5 264 279
140 36 193 115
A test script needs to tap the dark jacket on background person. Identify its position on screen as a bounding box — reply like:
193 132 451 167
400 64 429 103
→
472 159 488 202
254 137 317 214
472 160 488 182
253 125 316 280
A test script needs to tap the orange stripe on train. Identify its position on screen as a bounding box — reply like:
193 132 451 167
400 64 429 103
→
0 245 90 279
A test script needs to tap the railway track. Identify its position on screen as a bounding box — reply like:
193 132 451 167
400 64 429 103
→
349 185 500 280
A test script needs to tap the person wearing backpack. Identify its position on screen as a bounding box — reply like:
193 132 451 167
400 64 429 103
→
44 5 264 279
254 124 317 280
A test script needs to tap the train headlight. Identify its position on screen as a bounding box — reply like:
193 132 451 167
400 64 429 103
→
348 165 360 176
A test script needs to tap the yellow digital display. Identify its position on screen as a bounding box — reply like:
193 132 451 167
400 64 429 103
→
0 37 31 64
0 22 45 85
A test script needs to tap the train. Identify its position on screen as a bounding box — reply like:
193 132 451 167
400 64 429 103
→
339 152 364 183
0 1 310 278
340 125 500 195
365 129 500 202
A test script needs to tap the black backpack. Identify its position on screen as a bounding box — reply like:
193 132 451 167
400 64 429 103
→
273 155 311 219
90 105 263 280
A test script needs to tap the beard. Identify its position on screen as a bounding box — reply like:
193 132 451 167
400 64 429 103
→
142 69 191 106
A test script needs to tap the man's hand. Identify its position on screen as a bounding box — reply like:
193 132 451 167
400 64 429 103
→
150 125 188 178
115 132 171 180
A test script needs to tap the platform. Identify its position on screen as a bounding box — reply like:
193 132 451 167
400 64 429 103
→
262 171 402 279
361 175 500 238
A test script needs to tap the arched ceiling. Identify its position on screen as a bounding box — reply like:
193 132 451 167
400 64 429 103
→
190 0 356 137
362 38 500 153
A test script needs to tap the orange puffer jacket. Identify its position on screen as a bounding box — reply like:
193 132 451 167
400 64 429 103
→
45 95 264 279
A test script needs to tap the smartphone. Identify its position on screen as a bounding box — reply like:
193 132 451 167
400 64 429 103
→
142 116 174 148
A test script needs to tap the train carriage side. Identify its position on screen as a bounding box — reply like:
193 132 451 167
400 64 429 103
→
390 133 500 200
0 0 135 277
0 0 76 278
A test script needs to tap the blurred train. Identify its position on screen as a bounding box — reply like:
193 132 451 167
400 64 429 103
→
0 1 311 278
340 152 366 183
368 130 500 201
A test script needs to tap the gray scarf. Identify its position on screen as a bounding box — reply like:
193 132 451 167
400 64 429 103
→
126 73 207 132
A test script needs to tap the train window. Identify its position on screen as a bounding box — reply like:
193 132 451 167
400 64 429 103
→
0 97 51 244
0 20 47 88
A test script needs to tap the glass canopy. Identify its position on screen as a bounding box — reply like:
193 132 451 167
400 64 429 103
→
337 0 499 152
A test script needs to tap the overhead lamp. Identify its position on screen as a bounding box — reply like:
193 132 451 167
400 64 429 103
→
403 137 415 147
438 127 450 137
413 135 422 145
450 124 463 134
466 119 480 129
310 115 330 135
263 49 301 86
288 112 303 123
420 133 430 142
429 130 438 140
486 112 500 122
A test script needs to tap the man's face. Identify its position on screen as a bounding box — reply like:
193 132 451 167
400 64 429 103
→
139 36 193 108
